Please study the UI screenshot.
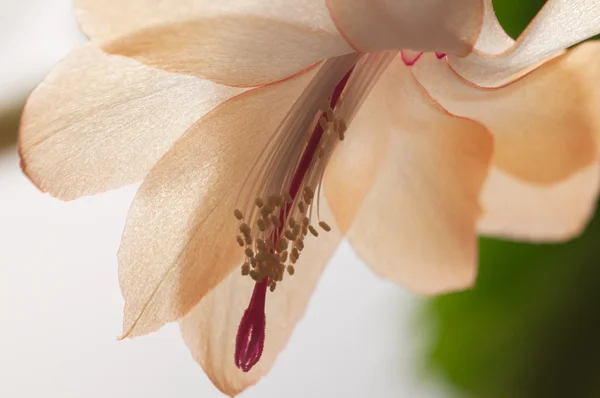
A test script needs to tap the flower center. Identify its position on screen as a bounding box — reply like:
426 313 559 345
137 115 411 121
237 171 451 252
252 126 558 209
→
233 52 396 372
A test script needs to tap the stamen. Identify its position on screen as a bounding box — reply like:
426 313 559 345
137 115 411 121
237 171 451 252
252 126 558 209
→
234 52 396 373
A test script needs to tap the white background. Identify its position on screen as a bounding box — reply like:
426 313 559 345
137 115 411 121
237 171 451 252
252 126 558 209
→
0 1 458 397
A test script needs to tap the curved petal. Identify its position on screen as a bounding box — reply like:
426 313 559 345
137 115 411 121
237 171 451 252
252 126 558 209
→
118 68 316 338
346 59 493 295
472 0 514 54
479 165 600 242
179 198 341 396
449 0 600 87
326 0 483 55
75 0 342 42
324 71 391 233
19 45 244 200
414 47 600 184
102 14 353 87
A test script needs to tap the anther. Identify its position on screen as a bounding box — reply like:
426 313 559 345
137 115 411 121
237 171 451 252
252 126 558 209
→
335 119 347 141
249 270 261 282
268 195 282 207
265 266 276 280
287 265 295 276
261 205 273 217
303 193 313 205
245 235 253 245
280 251 288 262
291 247 300 260
257 219 267 232
308 225 319 237
245 248 254 258
255 251 267 262
276 239 287 253
319 221 332 232
255 197 264 208
284 230 296 241
304 187 315 200
256 239 267 252
270 215 281 228
269 282 277 292
236 236 245 247
234 209 244 220
241 263 250 275
239 223 251 235
298 201 306 213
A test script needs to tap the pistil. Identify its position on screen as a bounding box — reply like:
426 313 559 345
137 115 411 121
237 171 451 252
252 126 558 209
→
234 67 354 372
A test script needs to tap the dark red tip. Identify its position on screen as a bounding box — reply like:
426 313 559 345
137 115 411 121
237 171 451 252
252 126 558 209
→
400 50 423 66
235 279 268 372
435 52 447 59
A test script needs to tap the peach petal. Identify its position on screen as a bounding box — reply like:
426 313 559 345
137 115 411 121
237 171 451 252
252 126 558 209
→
347 59 493 295
19 44 244 200
414 48 600 184
118 68 316 337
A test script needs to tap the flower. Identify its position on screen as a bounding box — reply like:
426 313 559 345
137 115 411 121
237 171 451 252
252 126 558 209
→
18 0 600 395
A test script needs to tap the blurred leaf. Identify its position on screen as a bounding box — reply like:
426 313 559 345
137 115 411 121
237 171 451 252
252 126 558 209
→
425 209 600 398
0 102 22 150
494 0 546 39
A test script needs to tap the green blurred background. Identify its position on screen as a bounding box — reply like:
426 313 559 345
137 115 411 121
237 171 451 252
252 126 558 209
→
423 2 600 398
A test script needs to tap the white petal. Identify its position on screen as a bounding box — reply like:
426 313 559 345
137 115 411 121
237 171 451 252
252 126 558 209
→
449 0 600 87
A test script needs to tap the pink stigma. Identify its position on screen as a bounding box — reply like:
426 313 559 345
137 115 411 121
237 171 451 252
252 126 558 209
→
235 279 268 372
